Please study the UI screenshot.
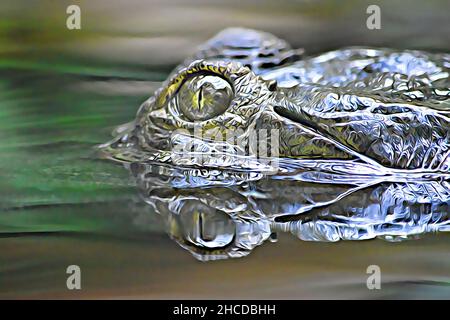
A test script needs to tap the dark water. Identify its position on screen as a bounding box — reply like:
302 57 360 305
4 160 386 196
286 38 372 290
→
1 0 450 299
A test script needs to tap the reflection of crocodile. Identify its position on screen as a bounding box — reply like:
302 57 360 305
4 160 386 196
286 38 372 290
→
131 163 449 261
101 28 450 173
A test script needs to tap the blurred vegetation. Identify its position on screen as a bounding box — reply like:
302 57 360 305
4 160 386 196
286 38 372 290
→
1 0 449 73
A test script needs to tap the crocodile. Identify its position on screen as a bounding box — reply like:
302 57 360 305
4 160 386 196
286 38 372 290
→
100 28 450 175
98 29 450 259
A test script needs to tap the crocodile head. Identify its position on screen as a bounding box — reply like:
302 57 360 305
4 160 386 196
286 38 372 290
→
100 28 450 174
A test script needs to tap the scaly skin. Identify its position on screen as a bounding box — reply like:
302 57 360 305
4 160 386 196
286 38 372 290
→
101 28 450 172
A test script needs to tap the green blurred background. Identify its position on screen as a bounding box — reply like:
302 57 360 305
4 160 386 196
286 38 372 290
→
0 0 449 299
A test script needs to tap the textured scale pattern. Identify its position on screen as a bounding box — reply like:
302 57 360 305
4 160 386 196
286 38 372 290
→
100 28 449 173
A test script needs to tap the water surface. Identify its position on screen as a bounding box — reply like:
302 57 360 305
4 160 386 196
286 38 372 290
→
1 0 450 299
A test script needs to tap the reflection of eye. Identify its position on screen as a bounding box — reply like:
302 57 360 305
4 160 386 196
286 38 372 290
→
179 200 235 249
177 74 233 121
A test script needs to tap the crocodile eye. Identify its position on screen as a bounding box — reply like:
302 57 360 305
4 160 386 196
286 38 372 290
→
177 74 233 121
